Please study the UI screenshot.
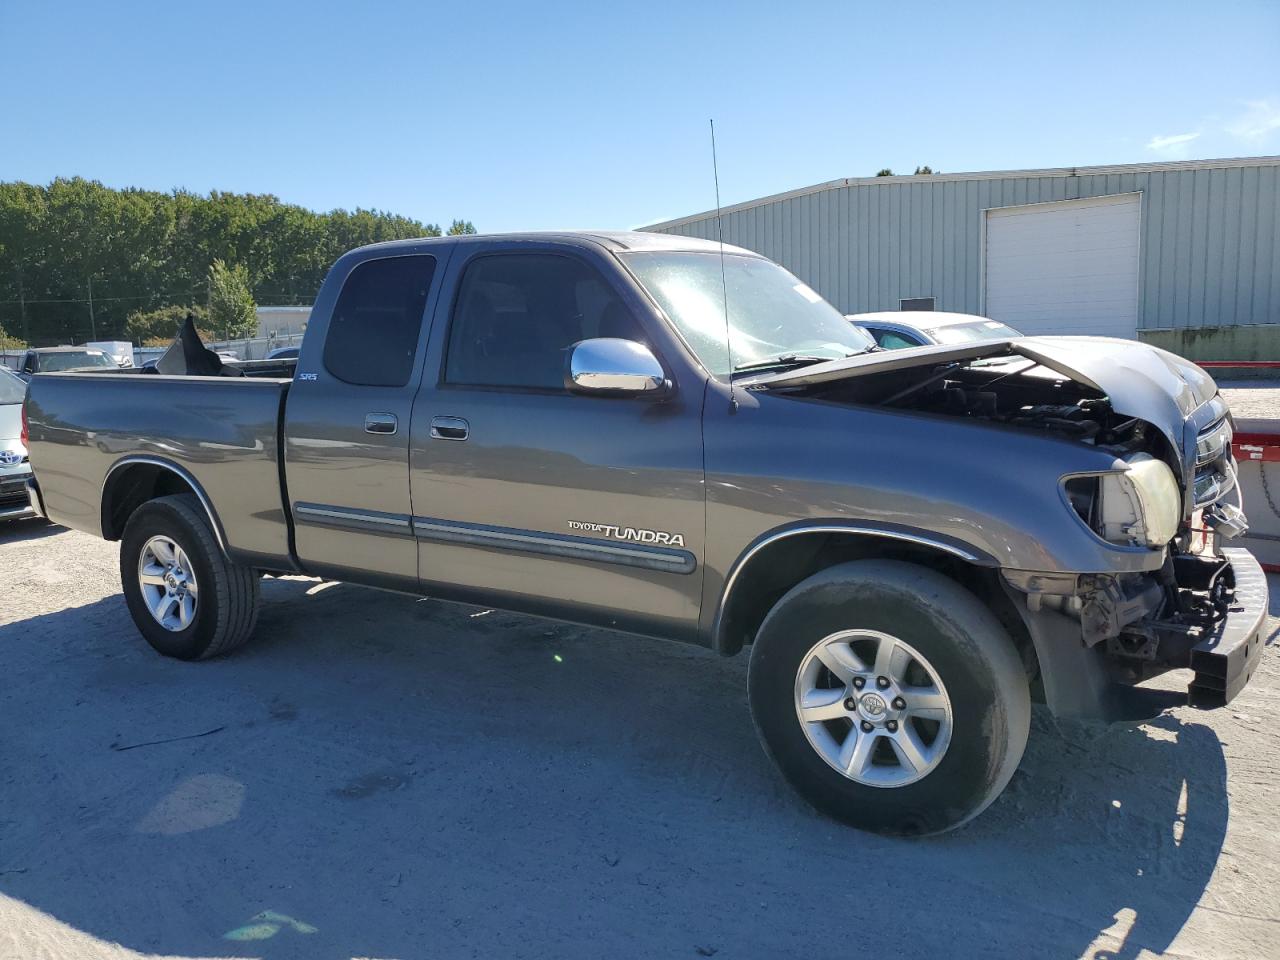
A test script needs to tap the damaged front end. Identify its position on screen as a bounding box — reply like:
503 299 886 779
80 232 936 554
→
751 337 1268 720
1004 547 1267 719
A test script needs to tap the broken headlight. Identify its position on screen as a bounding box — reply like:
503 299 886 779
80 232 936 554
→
1064 453 1181 548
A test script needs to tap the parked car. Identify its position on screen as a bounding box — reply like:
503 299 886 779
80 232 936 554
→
0 366 34 520
265 345 300 360
85 340 135 368
15 346 117 381
23 231 1265 835
849 311 1023 349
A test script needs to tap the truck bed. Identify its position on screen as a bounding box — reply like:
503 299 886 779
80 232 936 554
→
25 372 294 567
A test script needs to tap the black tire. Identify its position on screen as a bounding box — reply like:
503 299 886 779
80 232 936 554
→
119 494 260 660
748 559 1030 836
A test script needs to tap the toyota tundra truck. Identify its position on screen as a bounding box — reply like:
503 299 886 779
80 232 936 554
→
22 231 1268 834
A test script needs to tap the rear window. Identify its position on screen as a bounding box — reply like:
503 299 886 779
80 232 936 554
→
323 255 436 387
39 351 115 371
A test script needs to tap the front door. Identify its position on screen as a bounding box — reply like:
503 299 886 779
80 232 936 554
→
285 247 449 591
409 243 707 640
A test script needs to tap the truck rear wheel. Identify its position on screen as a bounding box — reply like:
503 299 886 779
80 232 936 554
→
119 494 260 660
748 559 1029 835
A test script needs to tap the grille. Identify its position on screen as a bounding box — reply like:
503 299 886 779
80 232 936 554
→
0 471 32 506
1193 414 1236 509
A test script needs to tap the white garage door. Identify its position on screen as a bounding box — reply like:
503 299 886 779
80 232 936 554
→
984 193 1141 338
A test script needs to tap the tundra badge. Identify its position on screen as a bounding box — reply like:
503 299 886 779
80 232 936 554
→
568 520 686 548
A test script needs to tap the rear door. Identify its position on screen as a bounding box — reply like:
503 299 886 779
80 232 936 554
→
284 245 451 591
408 240 707 640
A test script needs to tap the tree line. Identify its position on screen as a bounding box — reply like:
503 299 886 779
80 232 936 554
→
0 177 476 347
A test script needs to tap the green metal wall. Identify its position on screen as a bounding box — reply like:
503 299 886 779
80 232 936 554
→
644 159 1280 331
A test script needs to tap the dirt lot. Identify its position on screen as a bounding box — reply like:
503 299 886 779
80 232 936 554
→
1 519 1278 960
1218 380 1280 421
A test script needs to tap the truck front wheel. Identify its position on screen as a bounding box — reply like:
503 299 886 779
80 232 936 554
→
748 559 1030 835
119 494 260 660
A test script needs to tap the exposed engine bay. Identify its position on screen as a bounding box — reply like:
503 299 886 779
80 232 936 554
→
796 355 1158 460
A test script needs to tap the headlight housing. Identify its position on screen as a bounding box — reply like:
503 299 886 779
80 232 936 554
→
1064 453 1181 548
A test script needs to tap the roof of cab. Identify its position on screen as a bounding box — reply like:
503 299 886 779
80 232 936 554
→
352 230 757 258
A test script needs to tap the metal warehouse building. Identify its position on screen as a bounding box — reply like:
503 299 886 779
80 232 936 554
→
642 156 1280 353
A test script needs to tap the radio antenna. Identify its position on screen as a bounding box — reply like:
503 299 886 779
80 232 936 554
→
710 119 737 412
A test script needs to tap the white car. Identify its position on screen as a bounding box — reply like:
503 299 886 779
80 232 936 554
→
847 311 1022 350
0 366 34 520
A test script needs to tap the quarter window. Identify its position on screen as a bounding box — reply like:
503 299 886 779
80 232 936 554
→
323 255 436 387
445 254 643 390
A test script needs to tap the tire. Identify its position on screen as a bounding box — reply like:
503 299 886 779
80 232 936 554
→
119 494 260 660
747 559 1030 836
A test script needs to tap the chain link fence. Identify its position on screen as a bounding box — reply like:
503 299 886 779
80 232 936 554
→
3 331 306 371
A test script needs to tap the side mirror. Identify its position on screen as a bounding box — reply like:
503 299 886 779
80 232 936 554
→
566 338 669 396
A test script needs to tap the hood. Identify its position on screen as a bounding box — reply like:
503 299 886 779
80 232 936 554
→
752 335 1219 458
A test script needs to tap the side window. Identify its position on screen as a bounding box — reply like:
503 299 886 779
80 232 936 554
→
871 329 919 350
323 255 436 387
445 254 643 390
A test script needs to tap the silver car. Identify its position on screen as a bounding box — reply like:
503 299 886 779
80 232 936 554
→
849 311 1022 349
0 366 34 520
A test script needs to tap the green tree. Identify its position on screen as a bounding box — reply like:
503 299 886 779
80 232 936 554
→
875 168 894 177
0 321 25 349
208 259 257 340
913 166 935 175
0 178 465 346
447 219 477 236
125 303 210 345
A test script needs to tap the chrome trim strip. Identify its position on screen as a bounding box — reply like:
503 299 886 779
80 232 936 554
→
712 524 988 652
102 456 229 554
412 516 697 574
293 502 415 537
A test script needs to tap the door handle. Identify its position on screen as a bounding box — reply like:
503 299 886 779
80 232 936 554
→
430 416 469 441
364 413 398 435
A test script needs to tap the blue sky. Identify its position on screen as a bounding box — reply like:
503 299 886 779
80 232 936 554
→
2 0 1278 232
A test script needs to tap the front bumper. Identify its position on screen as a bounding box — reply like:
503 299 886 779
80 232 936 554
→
1187 547 1268 708
0 469 35 520
1008 545 1270 721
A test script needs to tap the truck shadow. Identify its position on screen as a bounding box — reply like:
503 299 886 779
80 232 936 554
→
0 516 62 544
0 575 1244 959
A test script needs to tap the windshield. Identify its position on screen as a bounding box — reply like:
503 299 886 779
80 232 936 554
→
40 350 115 372
620 251 875 377
0 367 25 404
927 320 1021 345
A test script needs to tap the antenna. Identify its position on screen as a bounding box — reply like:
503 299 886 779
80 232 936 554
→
710 119 737 413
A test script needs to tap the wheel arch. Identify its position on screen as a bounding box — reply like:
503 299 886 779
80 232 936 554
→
712 523 1035 675
101 456 229 555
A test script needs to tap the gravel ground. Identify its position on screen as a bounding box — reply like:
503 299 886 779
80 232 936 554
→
1217 380 1280 422
1 519 1278 960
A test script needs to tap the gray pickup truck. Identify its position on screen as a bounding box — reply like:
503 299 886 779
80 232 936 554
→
23 231 1267 834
